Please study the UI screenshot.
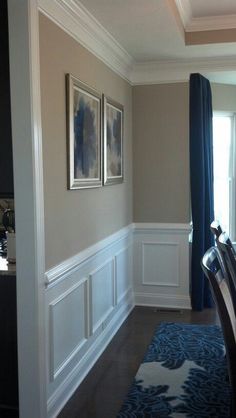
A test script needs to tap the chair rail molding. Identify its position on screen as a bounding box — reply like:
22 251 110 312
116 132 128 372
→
45 224 134 286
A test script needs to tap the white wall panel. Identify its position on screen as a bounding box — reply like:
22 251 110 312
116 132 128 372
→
49 279 88 380
115 247 131 304
142 242 179 287
90 259 115 334
133 223 191 309
45 225 133 418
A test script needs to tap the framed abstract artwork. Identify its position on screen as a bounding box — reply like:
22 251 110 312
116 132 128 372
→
66 74 102 189
103 95 123 185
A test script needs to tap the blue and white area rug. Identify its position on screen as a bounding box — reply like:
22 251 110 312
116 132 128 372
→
117 322 231 417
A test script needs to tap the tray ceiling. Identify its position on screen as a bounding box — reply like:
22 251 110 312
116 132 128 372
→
39 0 236 84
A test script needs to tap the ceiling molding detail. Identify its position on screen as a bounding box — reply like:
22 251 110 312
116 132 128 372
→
38 0 134 82
131 57 236 85
175 0 236 32
38 0 236 85
187 15 236 32
174 0 192 28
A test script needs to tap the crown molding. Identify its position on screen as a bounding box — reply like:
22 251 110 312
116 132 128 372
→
175 0 236 32
38 0 134 82
174 0 192 28
38 0 236 86
131 57 236 85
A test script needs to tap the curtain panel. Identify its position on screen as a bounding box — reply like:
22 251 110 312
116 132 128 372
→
189 73 215 311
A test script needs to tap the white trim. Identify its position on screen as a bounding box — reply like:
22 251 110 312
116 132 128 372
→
44 222 190 416
37 0 236 86
213 112 236 241
89 257 114 281
231 114 236 242
131 57 236 85
134 222 192 233
45 225 133 417
113 253 118 306
47 294 134 418
114 246 130 304
175 0 236 32
86 278 92 338
49 278 89 381
135 292 191 310
45 224 133 286
89 257 115 334
141 242 180 287
174 0 192 28
133 223 191 311
38 0 134 83
8 1 47 417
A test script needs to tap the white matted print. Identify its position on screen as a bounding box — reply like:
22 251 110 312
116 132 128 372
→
103 96 123 185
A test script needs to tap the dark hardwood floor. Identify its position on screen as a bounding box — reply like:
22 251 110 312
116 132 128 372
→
58 306 219 418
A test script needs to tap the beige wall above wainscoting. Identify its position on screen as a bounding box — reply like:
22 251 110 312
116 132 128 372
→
39 13 133 271
132 83 190 224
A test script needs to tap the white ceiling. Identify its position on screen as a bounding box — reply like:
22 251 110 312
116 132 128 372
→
76 0 236 83
190 0 236 18
78 0 236 61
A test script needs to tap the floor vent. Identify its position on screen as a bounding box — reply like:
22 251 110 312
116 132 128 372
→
153 308 183 313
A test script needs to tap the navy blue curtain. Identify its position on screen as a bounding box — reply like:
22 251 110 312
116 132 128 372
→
189 73 215 311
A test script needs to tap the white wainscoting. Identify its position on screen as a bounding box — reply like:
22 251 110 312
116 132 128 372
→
44 222 191 417
45 225 134 418
133 223 191 309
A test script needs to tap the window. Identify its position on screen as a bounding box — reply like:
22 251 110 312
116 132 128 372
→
213 113 236 240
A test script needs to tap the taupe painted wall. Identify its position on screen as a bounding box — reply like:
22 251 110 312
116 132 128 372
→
212 83 236 111
133 83 190 223
132 82 236 224
39 14 132 270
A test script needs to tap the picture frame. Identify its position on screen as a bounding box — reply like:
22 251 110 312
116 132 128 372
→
66 74 102 189
103 95 124 186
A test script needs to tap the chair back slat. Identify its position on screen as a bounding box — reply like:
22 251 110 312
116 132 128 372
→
201 246 236 416
210 220 223 239
217 232 236 316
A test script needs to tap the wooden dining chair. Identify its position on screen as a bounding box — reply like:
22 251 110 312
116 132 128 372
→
210 223 236 316
218 231 236 257
217 232 236 316
210 220 223 239
201 246 236 417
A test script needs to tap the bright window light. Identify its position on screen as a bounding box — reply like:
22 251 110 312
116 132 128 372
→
213 113 235 240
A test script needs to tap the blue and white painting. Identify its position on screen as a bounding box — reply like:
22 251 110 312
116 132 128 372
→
105 101 123 184
73 87 100 183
